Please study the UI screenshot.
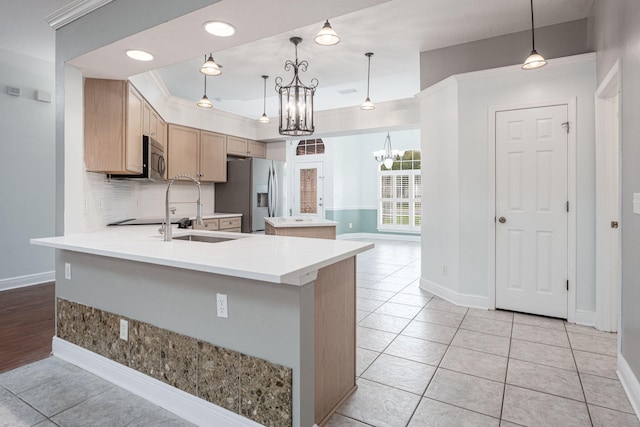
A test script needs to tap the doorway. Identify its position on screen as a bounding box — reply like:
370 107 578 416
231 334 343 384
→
595 60 621 333
494 104 569 319
294 161 324 219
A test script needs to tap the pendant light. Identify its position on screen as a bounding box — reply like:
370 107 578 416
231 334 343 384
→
197 73 212 108
275 37 318 136
259 75 270 124
373 133 397 169
361 52 375 110
314 20 340 46
522 0 547 70
201 53 222 76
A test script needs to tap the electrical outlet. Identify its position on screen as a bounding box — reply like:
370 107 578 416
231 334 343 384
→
64 263 71 280
349 223 353 229
216 293 228 318
443 265 448 276
119 319 128 341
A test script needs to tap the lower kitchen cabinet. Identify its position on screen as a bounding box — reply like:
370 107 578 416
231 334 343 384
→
192 216 241 232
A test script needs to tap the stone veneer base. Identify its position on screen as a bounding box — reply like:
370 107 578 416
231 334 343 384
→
56 298 293 426
52 337 261 427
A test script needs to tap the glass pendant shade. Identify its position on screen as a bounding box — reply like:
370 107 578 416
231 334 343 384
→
361 52 375 110
197 94 212 108
275 37 318 136
259 113 270 124
314 20 340 46
522 0 547 70
522 49 547 70
201 54 222 76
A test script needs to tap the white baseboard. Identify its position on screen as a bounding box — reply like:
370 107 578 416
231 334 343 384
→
0 271 54 292
420 278 489 309
52 337 261 427
573 309 596 327
338 232 421 242
618 352 640 417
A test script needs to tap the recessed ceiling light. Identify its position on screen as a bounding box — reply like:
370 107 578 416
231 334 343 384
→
125 49 154 61
203 21 236 37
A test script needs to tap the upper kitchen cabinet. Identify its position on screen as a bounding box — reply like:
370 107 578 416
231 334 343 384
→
84 78 143 174
227 136 266 158
168 124 227 182
247 140 267 158
143 103 167 149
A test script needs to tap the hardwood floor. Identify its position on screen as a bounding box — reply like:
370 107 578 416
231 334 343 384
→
0 282 55 373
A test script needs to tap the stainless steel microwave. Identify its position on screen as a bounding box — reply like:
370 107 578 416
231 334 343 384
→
112 135 165 181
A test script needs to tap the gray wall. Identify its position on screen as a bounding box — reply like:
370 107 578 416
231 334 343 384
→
0 49 55 286
588 0 640 384
420 19 590 89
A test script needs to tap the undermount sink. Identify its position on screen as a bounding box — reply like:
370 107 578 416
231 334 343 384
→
173 234 234 243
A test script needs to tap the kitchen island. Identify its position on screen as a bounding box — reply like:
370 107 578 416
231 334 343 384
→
265 217 338 240
32 227 372 427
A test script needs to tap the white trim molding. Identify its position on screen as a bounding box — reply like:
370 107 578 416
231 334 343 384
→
618 353 640 417
0 271 54 292
52 337 262 427
420 278 489 309
46 0 114 29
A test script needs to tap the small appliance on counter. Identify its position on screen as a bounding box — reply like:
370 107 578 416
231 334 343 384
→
215 158 285 233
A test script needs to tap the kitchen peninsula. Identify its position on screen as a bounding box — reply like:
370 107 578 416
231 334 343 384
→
32 227 372 427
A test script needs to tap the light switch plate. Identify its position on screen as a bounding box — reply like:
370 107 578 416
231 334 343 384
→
633 193 640 215
64 263 71 280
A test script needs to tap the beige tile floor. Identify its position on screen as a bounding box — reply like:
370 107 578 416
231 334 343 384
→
327 239 639 427
1 239 637 426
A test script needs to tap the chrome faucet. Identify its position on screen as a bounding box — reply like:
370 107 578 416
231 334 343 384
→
163 174 203 241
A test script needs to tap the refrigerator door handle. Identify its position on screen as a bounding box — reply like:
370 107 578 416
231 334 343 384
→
273 162 278 218
267 164 273 217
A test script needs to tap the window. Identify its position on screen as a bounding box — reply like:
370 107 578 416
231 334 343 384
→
296 139 325 156
378 150 421 232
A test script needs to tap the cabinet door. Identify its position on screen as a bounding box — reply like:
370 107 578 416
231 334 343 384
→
157 116 167 150
226 136 247 156
200 131 227 182
125 85 143 173
142 102 152 136
247 140 266 158
168 125 199 179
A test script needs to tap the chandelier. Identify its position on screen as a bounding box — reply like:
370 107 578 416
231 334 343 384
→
373 133 400 169
275 37 318 136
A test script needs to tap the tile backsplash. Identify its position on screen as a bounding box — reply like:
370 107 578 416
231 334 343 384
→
83 172 215 232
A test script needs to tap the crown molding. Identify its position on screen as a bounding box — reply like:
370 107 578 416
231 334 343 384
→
46 0 114 30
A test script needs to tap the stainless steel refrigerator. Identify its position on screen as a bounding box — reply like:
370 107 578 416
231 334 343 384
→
215 158 286 233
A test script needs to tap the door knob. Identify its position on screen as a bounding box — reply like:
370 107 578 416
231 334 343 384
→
498 217 506 223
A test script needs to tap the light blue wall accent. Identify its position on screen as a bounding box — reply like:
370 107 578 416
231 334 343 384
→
0 49 55 282
326 209 419 237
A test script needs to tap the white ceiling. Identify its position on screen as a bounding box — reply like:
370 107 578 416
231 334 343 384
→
4 0 594 120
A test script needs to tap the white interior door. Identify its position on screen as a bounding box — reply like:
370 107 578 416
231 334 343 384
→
595 75 621 332
495 105 568 318
294 162 324 218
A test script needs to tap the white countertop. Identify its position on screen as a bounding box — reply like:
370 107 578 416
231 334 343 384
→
265 217 339 228
31 226 372 286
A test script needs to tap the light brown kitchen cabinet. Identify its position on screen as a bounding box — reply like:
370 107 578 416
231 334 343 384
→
227 136 266 158
226 135 248 156
84 78 143 174
143 102 167 151
247 140 266 158
191 216 241 232
168 124 227 182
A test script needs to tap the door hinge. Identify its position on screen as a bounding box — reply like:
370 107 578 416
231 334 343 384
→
561 121 570 133
566 280 569 291
566 201 569 212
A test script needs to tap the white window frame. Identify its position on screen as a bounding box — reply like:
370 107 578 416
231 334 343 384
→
378 168 421 233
